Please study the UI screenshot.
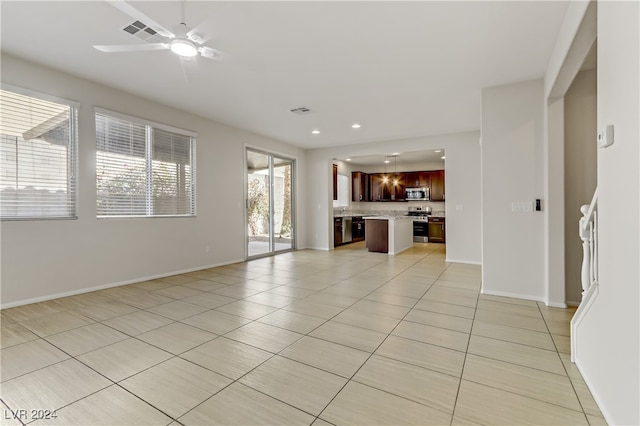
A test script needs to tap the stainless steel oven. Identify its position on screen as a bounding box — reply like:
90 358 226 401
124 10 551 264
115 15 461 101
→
407 206 430 242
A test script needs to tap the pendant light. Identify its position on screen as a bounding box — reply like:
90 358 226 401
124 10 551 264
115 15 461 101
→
383 156 389 183
393 156 399 186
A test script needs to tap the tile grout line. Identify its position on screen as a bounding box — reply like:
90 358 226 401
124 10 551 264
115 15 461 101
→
153 251 402 424
448 267 480 426
536 302 595 424
314 250 454 423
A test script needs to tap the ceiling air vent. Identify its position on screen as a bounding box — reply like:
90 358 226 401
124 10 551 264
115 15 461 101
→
289 107 312 115
122 21 166 43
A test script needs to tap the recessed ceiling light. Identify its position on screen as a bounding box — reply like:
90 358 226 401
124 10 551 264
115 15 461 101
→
351 123 361 129
384 159 390 164
311 129 320 135
441 156 446 159
346 158 352 162
392 152 399 156
435 149 442 153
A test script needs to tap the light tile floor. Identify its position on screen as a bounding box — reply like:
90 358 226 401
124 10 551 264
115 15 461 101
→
0 242 606 425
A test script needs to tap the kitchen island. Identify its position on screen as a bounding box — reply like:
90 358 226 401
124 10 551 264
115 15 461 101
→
364 215 413 255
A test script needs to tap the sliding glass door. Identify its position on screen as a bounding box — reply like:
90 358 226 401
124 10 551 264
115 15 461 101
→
246 149 294 258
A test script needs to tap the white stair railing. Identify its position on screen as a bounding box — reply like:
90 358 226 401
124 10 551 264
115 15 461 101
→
571 187 599 363
579 188 599 292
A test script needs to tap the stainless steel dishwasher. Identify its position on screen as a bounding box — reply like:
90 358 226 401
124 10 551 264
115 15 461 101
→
342 217 353 243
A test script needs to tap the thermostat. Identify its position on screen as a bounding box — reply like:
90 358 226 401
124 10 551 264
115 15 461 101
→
597 125 614 148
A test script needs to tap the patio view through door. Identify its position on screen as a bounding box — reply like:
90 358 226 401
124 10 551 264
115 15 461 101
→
246 149 294 258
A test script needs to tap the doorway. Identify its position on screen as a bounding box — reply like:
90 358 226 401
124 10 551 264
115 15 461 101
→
246 149 294 258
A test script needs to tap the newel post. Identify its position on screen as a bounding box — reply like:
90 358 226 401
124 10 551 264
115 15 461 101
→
579 204 591 292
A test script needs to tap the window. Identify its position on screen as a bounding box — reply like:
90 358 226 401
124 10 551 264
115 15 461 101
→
0 85 78 220
95 109 196 217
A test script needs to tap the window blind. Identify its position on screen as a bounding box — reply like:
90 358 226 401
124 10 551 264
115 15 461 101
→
95 111 196 217
0 87 78 219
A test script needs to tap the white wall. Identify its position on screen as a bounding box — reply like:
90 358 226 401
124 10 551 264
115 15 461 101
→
564 69 597 305
543 0 595 309
0 54 307 307
575 2 640 424
481 79 546 301
306 131 482 264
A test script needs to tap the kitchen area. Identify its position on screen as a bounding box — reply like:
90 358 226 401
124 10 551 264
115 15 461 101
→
333 150 446 254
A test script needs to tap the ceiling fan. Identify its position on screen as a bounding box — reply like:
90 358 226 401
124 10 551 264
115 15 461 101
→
94 0 220 61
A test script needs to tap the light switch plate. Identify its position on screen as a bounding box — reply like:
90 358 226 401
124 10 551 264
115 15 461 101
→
597 125 614 148
511 202 533 213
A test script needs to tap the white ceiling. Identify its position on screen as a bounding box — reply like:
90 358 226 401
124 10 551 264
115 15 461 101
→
0 1 569 150
340 150 445 167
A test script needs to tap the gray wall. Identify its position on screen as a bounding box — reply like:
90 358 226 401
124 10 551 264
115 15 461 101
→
564 68 597 304
481 79 546 301
574 2 640 423
0 54 307 307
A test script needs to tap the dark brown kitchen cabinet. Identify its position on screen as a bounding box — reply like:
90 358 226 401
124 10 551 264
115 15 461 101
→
428 217 446 243
405 172 418 188
332 164 338 201
334 217 343 247
352 171 369 202
352 216 365 242
369 173 385 201
356 168 443 202
389 173 405 200
405 172 429 188
418 172 430 187
369 173 405 201
429 170 445 201
365 219 388 253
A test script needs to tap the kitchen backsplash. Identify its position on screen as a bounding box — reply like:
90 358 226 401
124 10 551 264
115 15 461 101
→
334 201 445 216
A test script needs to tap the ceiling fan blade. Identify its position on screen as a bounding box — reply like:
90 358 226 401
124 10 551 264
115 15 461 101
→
106 0 175 38
178 56 194 83
198 46 222 60
94 43 169 53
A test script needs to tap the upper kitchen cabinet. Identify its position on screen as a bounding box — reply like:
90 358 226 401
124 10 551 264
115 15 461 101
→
405 171 430 188
405 172 418 188
429 170 445 201
370 173 405 201
369 173 385 201
390 173 405 201
352 171 369 202
332 164 338 200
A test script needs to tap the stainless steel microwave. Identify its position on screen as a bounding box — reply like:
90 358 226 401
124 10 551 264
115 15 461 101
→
405 187 430 201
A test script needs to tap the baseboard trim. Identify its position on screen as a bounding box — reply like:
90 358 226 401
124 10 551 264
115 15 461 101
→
445 258 482 265
480 288 545 303
0 258 245 309
570 282 599 363
574 352 614 426
306 246 330 251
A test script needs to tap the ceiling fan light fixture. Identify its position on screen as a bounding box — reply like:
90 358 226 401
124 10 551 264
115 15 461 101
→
170 38 198 57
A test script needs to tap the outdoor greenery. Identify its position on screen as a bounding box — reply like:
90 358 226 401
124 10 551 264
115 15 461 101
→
247 176 268 236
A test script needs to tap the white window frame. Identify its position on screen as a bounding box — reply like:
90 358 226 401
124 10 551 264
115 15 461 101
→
0 83 79 220
95 107 197 218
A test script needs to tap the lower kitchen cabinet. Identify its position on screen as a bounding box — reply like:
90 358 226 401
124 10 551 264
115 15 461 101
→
335 216 365 247
352 217 365 242
428 217 446 243
334 217 343 247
